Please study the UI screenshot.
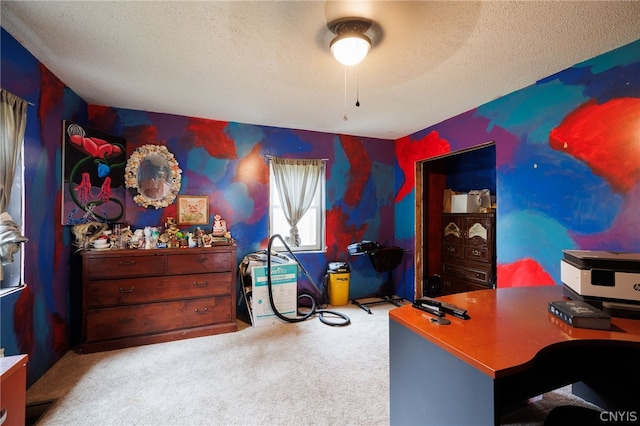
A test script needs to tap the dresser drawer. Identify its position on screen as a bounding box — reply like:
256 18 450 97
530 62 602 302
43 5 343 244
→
442 243 463 259
167 251 233 274
87 255 165 279
463 245 490 262
442 261 493 286
86 273 232 308
85 296 233 342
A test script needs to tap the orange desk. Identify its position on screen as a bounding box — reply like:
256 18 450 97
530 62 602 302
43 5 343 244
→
1 354 28 426
389 286 640 425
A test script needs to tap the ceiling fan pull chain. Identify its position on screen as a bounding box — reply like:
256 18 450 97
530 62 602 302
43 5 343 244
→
356 65 360 107
343 64 348 121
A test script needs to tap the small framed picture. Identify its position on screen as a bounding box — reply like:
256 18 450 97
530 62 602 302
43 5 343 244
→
177 195 209 225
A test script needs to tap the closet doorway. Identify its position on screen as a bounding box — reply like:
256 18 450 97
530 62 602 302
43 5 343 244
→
414 141 496 298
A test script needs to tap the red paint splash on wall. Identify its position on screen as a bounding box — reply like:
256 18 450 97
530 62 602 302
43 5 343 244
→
549 97 640 193
88 105 120 131
38 65 64 123
326 206 367 261
340 135 370 207
124 125 158 147
395 131 451 202
14 285 35 355
162 204 178 224
187 117 237 159
497 258 556 288
51 313 67 354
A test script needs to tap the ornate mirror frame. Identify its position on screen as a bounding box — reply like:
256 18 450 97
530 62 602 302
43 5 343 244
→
124 144 182 209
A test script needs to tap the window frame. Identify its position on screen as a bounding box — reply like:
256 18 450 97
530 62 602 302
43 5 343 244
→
268 161 326 253
0 142 25 294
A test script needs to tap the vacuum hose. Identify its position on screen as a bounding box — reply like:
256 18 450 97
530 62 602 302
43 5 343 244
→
266 234 350 327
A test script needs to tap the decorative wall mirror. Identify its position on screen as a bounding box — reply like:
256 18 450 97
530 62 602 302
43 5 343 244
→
125 144 182 209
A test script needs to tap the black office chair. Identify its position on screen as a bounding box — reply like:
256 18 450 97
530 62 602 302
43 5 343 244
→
348 242 406 313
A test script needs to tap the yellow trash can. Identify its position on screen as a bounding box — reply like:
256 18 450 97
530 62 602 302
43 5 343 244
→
327 262 350 306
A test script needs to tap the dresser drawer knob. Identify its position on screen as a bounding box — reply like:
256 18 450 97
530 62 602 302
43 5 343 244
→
193 281 209 288
472 250 481 256
118 260 136 266
119 287 136 293
195 256 208 264
194 307 209 314
447 247 455 253
118 316 134 323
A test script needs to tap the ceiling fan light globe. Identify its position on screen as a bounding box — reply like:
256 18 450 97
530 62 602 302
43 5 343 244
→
330 34 371 66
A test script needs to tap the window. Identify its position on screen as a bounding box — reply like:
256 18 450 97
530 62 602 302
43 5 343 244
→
269 159 326 252
1 149 24 292
0 89 28 294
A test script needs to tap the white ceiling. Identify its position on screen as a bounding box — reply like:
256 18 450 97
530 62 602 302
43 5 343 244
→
2 1 640 140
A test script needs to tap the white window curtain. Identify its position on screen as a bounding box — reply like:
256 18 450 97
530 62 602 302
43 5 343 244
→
0 89 28 281
0 89 27 212
270 157 324 247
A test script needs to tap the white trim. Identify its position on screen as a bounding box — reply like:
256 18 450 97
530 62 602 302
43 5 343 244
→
0 283 27 298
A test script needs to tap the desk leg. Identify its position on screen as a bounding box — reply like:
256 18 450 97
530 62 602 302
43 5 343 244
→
389 320 498 425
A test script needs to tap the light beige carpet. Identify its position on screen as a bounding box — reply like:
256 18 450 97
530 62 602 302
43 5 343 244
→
27 302 600 425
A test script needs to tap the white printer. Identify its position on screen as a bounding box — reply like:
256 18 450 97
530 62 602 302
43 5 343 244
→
561 250 640 318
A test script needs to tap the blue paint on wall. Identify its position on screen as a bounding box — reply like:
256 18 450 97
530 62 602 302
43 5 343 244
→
402 39 640 289
497 210 576 280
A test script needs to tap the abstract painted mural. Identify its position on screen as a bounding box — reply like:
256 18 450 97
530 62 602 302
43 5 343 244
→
395 40 640 291
2 23 639 388
1 28 88 385
87 108 397 303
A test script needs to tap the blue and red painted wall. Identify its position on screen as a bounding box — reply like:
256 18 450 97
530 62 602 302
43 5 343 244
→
394 42 640 292
2 25 639 386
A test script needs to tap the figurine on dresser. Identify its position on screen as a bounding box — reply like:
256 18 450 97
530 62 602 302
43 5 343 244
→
161 217 180 248
212 214 233 244
71 221 109 251
212 214 227 237
164 217 179 236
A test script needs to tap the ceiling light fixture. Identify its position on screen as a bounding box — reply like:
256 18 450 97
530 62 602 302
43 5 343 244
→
329 18 372 66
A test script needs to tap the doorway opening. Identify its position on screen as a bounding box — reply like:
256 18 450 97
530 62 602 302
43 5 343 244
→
414 141 496 298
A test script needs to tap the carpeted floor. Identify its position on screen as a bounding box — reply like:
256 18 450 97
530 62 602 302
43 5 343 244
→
26 302 602 425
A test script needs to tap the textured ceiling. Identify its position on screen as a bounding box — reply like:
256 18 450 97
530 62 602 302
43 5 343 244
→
2 1 640 140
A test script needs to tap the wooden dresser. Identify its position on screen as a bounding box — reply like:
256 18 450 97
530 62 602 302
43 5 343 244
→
79 246 237 353
440 213 495 295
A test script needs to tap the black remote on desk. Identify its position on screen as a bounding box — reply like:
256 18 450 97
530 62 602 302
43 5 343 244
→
415 297 470 320
411 302 445 317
